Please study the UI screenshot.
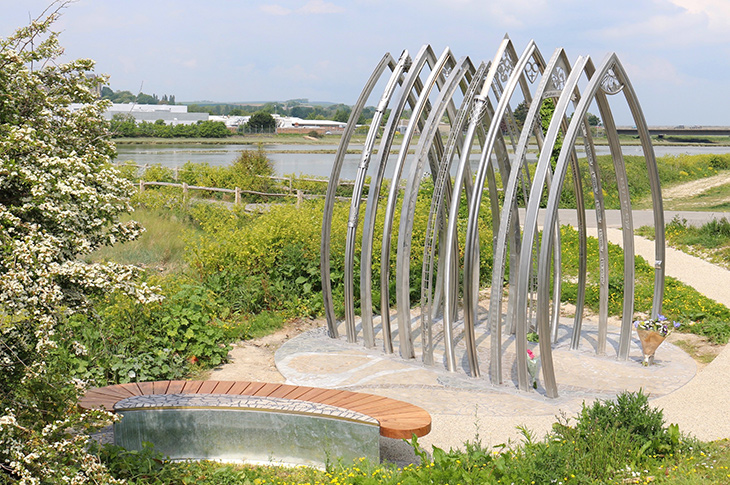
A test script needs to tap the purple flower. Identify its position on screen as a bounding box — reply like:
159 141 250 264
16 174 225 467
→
658 314 667 322
673 321 682 328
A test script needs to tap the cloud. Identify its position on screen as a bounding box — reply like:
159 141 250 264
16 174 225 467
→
599 0 730 47
622 57 688 86
670 0 730 26
260 1 345 16
260 4 292 15
299 0 345 14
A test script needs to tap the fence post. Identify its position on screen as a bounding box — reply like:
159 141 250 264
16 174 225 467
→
296 189 303 208
182 182 188 201
174 166 179 181
139 180 144 193
289 176 293 194
235 187 241 206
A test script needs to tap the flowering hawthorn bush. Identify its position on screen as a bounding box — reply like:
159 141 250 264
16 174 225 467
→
0 6 159 483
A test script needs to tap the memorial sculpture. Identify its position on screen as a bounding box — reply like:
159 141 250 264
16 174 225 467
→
320 37 666 398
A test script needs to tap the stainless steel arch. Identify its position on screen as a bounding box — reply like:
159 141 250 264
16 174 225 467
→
380 46 454 359
343 50 412 346
320 53 397 339
360 45 434 353
441 36 513 372
395 55 477 364
463 39 553 380
322 40 666 398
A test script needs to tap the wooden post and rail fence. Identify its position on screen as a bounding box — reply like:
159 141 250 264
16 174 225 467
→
122 164 367 207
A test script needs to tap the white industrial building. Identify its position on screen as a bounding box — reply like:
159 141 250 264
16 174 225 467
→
71 103 209 125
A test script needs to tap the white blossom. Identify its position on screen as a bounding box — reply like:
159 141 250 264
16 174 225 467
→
0 8 158 483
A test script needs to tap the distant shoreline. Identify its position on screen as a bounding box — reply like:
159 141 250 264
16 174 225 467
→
112 134 730 147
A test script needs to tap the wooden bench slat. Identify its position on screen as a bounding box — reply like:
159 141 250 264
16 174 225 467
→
254 382 283 397
166 380 186 394
77 397 116 410
78 380 431 439
239 381 267 396
267 384 299 398
286 387 334 402
136 382 155 395
84 387 131 401
198 381 219 393
152 380 170 395
181 380 204 394
103 384 138 398
296 388 344 403
278 385 318 400
212 381 236 394
112 383 142 397
324 393 389 408
226 381 254 395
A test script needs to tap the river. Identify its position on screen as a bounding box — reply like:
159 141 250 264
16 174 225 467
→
115 143 730 180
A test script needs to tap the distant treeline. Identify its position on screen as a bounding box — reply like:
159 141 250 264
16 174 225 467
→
103 89 380 123
102 87 176 105
186 99 375 124
109 114 230 138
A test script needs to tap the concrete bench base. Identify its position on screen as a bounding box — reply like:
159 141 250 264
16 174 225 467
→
79 380 431 467
114 394 379 467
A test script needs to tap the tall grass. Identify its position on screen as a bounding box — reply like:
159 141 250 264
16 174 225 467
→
85 208 196 274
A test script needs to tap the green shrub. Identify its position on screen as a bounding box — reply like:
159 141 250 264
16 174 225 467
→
52 278 232 386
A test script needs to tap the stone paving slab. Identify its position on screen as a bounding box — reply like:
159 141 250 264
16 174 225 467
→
276 312 697 453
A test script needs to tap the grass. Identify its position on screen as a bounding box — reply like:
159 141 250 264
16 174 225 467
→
663 182 730 211
85 208 197 274
670 338 720 366
637 217 730 271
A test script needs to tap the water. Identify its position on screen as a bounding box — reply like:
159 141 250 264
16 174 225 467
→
115 143 730 180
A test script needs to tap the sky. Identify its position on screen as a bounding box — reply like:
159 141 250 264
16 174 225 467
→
1 0 729 126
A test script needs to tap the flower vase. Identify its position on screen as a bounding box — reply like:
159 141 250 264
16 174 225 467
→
637 328 666 366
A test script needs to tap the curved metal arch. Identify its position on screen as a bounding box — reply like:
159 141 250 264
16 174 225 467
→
440 36 513 372
320 52 398 339
462 39 551 379
511 55 591 394
394 55 477 363
487 46 560 377
379 46 456 359
342 50 412 345
359 44 436 353
420 61 489 365
611 60 665 319
535 53 665 396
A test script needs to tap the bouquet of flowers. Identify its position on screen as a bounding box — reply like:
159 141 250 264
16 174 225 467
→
633 314 681 337
633 315 681 365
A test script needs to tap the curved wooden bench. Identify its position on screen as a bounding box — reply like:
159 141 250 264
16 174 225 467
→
79 380 431 439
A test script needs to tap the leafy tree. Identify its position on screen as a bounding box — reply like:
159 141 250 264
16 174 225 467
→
197 120 230 138
513 100 529 131
246 111 277 133
109 112 137 137
136 92 158 104
0 8 159 482
588 113 601 127
333 107 351 123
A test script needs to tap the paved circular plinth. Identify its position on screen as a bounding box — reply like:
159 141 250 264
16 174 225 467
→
275 316 697 416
